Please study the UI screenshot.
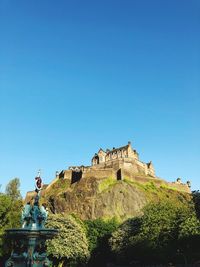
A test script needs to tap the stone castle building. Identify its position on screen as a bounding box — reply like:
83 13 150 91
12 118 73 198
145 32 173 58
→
26 142 191 204
91 142 155 177
57 142 156 182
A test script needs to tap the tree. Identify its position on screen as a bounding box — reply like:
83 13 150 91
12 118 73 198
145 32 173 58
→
5 178 21 201
109 217 141 259
138 201 191 249
0 178 23 263
192 190 200 219
85 218 119 252
177 215 200 263
46 214 89 267
110 200 198 265
179 215 200 238
0 193 22 260
84 218 119 266
0 194 12 257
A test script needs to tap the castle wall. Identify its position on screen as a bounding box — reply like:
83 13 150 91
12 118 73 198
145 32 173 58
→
59 156 156 185
90 158 155 177
51 165 190 194
92 142 141 165
91 159 120 171
121 161 139 177
133 160 155 177
64 170 73 180
127 145 138 159
82 168 115 179
147 163 155 177
167 182 191 193
97 150 107 163
45 177 59 192
91 143 154 177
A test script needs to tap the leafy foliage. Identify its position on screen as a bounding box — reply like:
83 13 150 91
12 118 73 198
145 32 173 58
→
109 217 141 256
0 194 12 257
110 200 200 265
46 214 89 267
84 218 119 266
85 218 119 252
139 201 191 248
5 178 22 201
179 215 200 238
0 178 23 258
192 190 200 219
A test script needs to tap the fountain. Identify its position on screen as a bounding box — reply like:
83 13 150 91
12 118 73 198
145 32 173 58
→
5 171 58 267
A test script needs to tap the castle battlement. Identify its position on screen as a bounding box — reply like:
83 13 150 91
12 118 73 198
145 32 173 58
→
26 142 191 205
56 142 156 183
91 141 139 165
90 142 155 177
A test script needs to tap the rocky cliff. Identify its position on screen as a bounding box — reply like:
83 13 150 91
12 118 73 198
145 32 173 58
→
34 175 191 221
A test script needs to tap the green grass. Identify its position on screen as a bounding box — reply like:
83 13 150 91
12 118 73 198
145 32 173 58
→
160 183 179 191
45 178 70 197
123 176 191 204
123 177 157 192
98 177 118 193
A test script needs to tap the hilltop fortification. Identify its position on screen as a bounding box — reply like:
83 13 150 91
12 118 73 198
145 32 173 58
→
26 142 191 221
50 142 190 193
57 141 155 183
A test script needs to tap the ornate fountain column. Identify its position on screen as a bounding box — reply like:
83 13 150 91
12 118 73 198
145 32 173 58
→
5 172 58 267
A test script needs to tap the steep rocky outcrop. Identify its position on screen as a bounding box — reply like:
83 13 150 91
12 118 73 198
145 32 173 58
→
34 175 191 221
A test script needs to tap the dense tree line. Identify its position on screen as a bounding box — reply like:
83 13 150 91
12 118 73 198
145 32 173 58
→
1 180 200 267
46 196 200 266
110 200 200 265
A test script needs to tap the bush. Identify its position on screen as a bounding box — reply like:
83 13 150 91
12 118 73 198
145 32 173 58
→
46 214 90 267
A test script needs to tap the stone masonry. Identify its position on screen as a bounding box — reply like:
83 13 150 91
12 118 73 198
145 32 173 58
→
57 142 156 183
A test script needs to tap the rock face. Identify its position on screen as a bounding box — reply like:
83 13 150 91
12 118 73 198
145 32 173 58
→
43 178 147 220
34 175 191 221
92 181 147 219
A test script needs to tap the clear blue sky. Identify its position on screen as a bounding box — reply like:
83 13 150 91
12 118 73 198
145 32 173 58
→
0 0 199 197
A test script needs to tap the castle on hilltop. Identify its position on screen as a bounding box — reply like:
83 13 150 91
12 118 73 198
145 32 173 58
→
24 141 191 221
57 142 156 182
25 142 191 204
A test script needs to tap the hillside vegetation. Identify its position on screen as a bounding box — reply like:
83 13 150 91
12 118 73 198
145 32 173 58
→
40 176 191 221
1 178 199 267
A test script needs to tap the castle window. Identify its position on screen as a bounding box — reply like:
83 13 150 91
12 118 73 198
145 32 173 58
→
93 155 99 164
